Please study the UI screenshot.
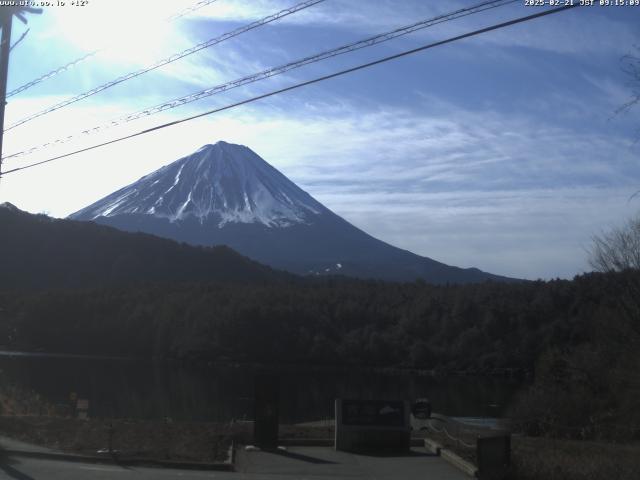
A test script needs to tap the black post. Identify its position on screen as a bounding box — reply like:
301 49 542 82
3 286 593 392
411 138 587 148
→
253 374 279 449
0 10 12 177
477 435 511 480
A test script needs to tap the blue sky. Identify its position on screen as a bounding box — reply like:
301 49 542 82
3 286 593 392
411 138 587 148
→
1 0 639 279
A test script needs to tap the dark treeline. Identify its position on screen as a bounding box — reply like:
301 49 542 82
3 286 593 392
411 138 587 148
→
507 270 640 442
0 205 289 290
0 271 633 374
3 205 639 440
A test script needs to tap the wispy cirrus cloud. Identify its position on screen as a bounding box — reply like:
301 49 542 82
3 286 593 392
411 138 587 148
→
8 88 638 279
3 0 639 281
185 0 637 57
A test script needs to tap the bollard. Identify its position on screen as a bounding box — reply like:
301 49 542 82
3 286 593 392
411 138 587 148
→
107 423 115 455
253 375 280 450
477 435 511 480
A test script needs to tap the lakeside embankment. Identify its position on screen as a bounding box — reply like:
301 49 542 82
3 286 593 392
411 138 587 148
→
0 415 334 463
1 414 639 479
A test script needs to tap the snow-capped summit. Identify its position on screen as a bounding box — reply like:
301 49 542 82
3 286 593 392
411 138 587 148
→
71 141 324 227
70 141 511 284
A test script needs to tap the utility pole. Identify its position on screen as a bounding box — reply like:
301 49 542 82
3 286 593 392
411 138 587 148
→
0 7 41 178
0 9 13 178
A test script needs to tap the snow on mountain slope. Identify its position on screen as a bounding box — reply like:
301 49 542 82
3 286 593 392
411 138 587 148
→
71 141 324 227
70 141 514 284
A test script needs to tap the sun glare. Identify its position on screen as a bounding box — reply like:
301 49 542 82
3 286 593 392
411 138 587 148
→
50 0 188 66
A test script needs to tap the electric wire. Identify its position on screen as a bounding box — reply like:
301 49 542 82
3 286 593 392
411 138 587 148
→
3 0 517 161
9 28 29 52
5 0 324 131
7 51 100 99
6 0 222 98
0 4 580 177
166 0 221 21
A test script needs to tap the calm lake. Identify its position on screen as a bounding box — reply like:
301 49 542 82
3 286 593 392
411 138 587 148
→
0 353 522 423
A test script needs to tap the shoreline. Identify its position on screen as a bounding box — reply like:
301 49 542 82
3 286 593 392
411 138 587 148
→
0 349 531 378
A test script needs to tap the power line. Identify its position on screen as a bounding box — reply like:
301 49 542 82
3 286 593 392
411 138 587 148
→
7 50 99 98
0 4 580 177
3 0 517 161
4 0 325 132
84 0 521 135
166 0 221 22
0 6 41 178
6 0 222 98
9 28 29 52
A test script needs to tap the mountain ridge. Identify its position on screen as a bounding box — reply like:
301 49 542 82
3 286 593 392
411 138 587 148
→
70 141 514 284
71 141 324 228
0 204 287 291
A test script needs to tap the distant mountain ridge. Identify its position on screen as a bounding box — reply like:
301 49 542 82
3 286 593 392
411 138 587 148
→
0 204 285 291
71 142 325 228
70 141 512 284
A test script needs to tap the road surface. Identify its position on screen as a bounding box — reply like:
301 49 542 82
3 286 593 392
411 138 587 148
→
0 446 470 479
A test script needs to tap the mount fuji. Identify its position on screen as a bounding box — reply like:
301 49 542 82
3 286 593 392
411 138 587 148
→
70 141 509 283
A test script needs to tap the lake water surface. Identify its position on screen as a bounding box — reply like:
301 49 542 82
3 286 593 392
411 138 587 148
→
0 353 522 423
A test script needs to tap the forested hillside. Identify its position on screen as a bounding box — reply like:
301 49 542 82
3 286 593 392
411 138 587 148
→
0 204 287 290
1 271 634 374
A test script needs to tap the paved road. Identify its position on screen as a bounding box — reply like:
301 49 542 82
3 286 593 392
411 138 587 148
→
0 446 470 480
0 456 224 480
236 446 470 479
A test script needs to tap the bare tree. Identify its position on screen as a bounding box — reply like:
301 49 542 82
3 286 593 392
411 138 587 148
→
616 45 640 118
589 215 640 272
589 215 640 352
